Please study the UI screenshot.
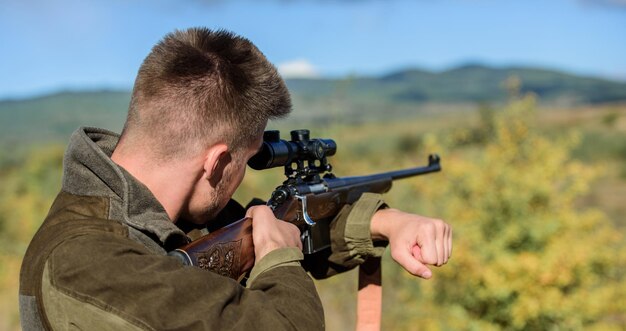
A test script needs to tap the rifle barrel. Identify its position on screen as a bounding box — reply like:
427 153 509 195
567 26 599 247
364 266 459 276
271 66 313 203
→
385 154 441 180
324 154 441 190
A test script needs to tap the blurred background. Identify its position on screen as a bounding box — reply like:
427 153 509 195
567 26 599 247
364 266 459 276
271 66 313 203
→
1 0 625 330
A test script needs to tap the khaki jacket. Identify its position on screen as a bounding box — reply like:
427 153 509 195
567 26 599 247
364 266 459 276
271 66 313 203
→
19 127 386 330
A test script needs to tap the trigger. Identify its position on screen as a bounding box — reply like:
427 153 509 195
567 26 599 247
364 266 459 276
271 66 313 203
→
295 195 316 226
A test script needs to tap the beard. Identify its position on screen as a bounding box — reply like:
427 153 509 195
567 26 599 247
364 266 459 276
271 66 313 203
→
187 173 233 225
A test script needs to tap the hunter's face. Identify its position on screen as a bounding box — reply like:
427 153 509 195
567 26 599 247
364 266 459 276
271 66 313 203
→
184 128 265 224
216 132 265 210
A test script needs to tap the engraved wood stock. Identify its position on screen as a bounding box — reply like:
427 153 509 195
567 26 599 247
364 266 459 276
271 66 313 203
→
171 217 255 280
170 199 300 280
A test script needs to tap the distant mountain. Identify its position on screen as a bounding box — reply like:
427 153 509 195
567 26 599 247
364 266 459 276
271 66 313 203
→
285 64 626 104
1 65 625 145
0 90 130 146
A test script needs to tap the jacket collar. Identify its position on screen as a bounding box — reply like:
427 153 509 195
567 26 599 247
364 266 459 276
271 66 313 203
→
62 127 187 246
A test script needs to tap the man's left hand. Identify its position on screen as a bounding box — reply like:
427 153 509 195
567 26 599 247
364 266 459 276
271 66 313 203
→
370 208 452 279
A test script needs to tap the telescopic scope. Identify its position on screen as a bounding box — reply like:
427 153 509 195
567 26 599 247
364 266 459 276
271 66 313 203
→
247 130 336 170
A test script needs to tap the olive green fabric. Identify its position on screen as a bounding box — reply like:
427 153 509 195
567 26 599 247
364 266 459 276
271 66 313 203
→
41 261 144 331
43 228 323 330
60 127 188 248
20 192 117 298
247 248 304 286
19 127 385 330
342 193 388 260
19 191 129 330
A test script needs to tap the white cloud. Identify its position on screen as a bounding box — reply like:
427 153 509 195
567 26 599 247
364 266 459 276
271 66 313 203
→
277 59 320 79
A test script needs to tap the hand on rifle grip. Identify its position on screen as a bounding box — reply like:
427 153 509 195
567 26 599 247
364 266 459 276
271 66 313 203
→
246 205 302 263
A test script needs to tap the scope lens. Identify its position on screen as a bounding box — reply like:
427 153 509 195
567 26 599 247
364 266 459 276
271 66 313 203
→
247 140 293 170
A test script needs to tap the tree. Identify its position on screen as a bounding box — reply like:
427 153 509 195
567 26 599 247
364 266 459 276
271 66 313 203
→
384 96 626 330
0 145 64 331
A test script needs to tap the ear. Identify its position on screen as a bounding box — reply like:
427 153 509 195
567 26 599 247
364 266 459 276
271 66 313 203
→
202 143 232 187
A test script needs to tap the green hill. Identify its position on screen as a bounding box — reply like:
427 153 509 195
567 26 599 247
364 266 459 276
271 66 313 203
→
286 64 626 104
0 90 130 146
1 64 625 145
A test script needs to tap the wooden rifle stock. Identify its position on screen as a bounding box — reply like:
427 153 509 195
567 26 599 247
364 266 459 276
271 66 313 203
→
169 217 255 281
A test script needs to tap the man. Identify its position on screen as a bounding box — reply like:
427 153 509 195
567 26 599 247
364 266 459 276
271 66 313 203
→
19 27 452 330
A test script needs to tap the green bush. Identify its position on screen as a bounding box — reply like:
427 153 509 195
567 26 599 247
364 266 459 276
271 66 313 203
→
385 96 626 330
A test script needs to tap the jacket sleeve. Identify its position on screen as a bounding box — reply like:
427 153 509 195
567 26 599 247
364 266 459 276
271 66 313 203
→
41 230 324 331
303 193 389 279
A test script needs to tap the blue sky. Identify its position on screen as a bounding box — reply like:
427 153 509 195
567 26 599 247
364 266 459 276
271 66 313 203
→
1 0 625 99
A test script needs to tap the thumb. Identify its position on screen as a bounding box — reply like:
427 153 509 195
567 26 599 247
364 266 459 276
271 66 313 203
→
245 205 270 219
392 244 432 279
245 205 257 218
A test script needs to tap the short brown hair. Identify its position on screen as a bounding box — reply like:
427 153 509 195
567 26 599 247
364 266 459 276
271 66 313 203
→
120 27 291 159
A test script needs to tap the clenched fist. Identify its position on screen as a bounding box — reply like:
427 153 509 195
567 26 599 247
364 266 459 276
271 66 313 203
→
370 208 452 279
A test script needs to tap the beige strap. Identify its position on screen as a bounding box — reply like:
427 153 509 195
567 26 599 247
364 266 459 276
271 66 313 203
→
356 256 382 331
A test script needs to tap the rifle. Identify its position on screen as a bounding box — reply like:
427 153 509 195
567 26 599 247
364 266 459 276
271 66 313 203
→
168 129 441 281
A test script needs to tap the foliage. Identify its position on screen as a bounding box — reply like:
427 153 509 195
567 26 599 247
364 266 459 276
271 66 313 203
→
0 145 64 331
383 96 626 330
602 112 619 128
